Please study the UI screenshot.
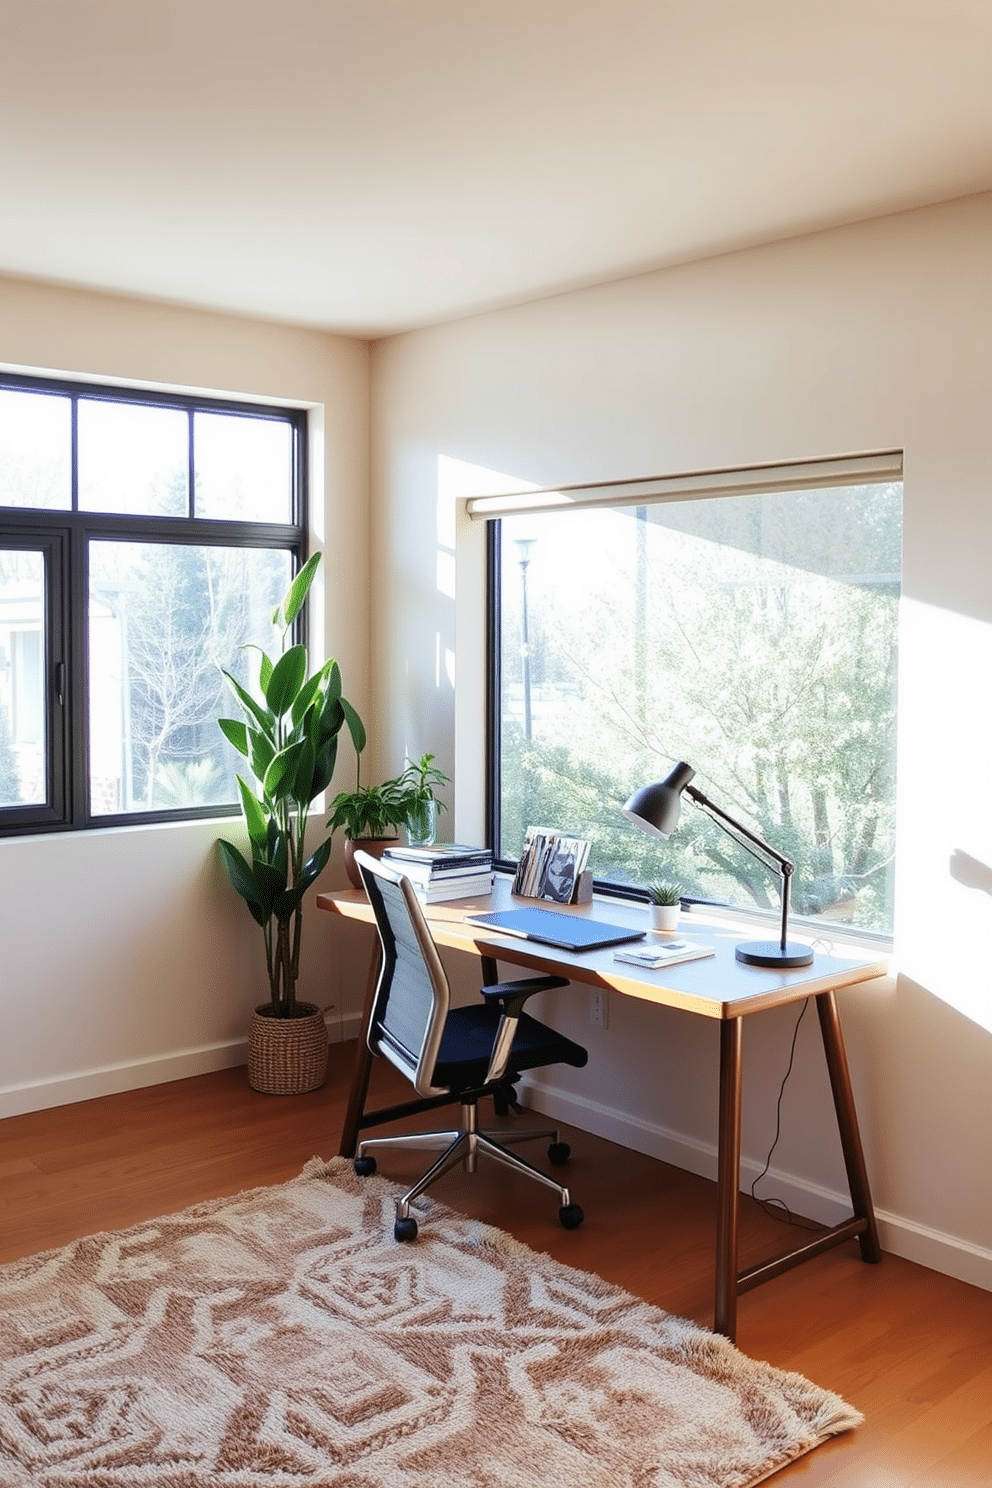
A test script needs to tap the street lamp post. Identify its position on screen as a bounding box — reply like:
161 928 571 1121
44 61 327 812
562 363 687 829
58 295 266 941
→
514 538 534 740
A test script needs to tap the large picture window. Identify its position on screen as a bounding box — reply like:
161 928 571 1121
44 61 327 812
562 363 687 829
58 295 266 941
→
0 374 306 835
487 462 902 938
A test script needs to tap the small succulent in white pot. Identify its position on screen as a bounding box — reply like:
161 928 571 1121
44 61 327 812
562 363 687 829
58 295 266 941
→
647 880 682 931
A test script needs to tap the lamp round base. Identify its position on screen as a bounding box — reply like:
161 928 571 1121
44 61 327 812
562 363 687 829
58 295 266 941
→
735 940 814 969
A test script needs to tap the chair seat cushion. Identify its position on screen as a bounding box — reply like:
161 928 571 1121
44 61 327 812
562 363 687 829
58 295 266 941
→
434 1002 588 1091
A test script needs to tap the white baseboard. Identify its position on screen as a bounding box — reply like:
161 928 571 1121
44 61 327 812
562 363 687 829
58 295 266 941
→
0 1040 250 1119
0 1010 367 1121
517 1074 992 1295
872 1212 992 1292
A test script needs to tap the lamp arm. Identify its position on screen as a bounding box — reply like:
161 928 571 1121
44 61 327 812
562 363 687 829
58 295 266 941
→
685 784 795 954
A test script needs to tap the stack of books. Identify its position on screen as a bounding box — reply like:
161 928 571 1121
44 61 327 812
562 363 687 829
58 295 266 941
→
382 843 495 903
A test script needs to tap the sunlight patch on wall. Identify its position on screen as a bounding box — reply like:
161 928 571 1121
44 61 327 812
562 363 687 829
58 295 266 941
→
436 456 528 596
437 455 536 518
433 632 455 690
896 598 992 1033
435 548 455 599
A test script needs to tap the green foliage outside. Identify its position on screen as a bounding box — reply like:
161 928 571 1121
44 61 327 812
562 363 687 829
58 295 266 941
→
499 484 901 935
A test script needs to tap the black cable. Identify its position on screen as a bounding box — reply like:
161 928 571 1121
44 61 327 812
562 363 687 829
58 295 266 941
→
749 998 821 1230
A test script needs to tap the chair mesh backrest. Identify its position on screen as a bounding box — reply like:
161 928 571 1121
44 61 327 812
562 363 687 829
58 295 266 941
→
356 853 451 1096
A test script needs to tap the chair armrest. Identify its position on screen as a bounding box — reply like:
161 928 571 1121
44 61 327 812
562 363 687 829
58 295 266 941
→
480 975 570 1014
478 975 571 1085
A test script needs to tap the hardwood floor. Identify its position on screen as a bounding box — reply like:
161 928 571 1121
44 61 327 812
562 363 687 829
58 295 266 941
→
2 1042 990 1485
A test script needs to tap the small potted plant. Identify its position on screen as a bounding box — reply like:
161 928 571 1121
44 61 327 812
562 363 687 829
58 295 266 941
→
397 752 449 846
647 880 682 931
328 750 450 886
216 553 364 1093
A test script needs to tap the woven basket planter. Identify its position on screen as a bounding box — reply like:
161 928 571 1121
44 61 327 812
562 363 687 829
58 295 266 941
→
247 1002 328 1095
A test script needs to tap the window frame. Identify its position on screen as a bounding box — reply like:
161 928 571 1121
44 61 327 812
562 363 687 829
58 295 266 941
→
0 371 307 837
482 453 903 939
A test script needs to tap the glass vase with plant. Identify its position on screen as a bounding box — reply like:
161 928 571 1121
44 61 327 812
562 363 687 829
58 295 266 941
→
397 752 449 846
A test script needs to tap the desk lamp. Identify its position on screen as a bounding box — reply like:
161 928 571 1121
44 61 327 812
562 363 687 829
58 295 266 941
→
622 762 814 968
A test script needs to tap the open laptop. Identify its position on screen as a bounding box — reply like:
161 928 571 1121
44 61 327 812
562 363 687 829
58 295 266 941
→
464 906 645 953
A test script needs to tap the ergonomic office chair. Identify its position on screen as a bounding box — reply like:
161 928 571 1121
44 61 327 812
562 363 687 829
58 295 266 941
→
352 850 588 1240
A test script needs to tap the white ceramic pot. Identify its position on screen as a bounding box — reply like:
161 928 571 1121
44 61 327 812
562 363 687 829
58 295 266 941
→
650 903 680 932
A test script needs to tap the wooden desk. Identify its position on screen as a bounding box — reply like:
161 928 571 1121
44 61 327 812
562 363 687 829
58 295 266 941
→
317 878 886 1340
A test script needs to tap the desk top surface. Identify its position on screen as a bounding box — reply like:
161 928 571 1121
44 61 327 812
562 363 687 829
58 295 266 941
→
317 876 887 1020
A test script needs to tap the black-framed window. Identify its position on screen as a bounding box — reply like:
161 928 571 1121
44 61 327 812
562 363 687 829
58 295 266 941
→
0 373 306 835
486 470 902 938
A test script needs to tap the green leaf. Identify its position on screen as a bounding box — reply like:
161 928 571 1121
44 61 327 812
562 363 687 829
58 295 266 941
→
248 728 276 784
265 823 289 880
273 885 301 920
265 645 307 719
236 776 269 846
291 665 330 730
273 841 329 919
318 693 344 744
283 552 321 627
221 668 273 736
259 651 274 694
310 735 339 799
298 838 332 892
218 840 267 927
218 718 248 757
341 697 366 755
291 733 318 804
252 857 287 909
264 738 307 802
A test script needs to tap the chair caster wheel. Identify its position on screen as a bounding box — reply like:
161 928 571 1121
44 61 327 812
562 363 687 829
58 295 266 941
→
394 1215 418 1242
354 1155 377 1177
559 1203 584 1230
548 1141 571 1166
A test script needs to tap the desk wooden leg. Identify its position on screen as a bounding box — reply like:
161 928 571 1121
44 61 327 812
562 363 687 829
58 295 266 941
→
715 1016 743 1341
816 990 882 1263
338 945 382 1157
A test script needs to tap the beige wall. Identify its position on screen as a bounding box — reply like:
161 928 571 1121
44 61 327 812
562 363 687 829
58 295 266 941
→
369 193 992 1289
0 274 372 1116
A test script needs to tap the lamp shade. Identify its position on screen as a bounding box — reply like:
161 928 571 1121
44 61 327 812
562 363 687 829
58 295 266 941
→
621 761 696 838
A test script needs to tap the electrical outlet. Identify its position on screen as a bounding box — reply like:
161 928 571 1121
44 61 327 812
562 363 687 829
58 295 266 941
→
589 989 609 1028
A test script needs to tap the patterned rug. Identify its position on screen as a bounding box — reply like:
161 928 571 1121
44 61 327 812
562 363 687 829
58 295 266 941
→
0 1157 862 1487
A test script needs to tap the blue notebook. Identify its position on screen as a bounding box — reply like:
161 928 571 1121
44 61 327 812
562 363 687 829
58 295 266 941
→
465 906 645 953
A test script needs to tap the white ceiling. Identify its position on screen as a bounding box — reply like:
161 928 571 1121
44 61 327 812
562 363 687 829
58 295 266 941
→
1 0 991 338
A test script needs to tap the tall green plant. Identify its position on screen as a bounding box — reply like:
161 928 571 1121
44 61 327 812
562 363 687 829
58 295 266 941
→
217 554 363 1016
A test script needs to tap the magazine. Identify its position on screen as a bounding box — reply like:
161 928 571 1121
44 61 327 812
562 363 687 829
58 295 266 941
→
613 940 715 969
384 843 492 868
511 826 591 904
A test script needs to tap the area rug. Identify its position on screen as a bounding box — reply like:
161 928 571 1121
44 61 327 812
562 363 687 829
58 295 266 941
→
0 1157 861 1488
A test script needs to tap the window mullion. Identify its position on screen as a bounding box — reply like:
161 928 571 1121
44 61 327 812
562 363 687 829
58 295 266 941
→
68 521 88 827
